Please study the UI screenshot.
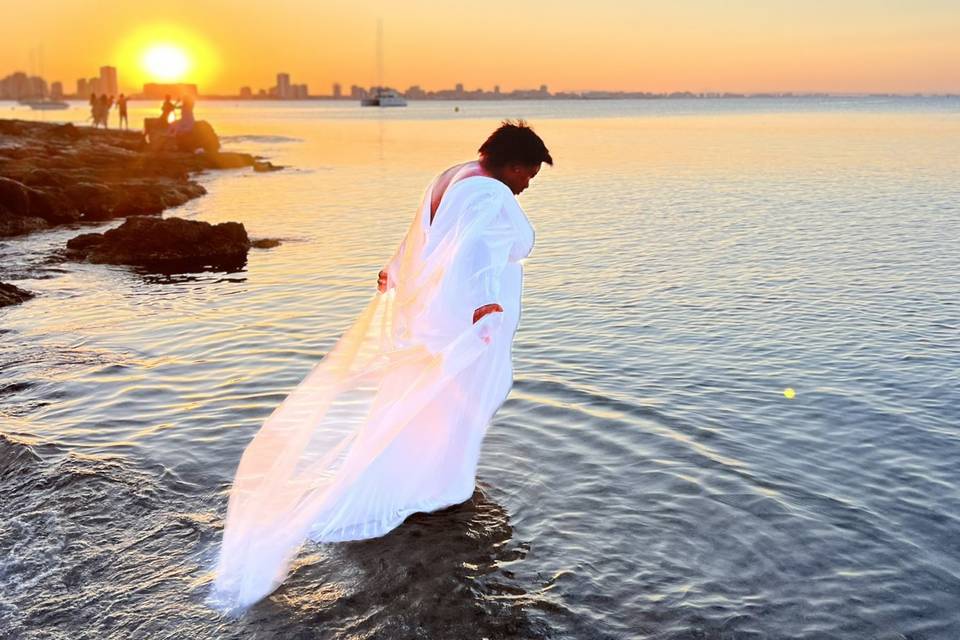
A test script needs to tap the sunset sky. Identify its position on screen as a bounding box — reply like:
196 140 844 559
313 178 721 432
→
4 0 959 95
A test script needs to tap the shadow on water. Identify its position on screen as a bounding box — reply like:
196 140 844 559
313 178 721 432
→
130 255 249 280
251 485 551 639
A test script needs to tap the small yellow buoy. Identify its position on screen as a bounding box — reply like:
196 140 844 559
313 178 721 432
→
784 387 796 399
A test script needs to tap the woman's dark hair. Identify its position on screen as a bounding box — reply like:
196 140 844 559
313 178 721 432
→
478 120 553 168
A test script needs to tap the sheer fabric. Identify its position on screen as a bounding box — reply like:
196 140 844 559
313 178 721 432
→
213 176 534 608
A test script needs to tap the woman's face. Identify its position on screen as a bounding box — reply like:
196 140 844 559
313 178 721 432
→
501 163 541 195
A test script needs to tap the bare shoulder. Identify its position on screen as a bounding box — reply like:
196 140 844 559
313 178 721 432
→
430 161 485 220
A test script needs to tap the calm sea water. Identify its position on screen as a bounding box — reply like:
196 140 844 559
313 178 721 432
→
2 98 959 639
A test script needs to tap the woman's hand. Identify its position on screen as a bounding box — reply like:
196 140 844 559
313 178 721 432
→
473 303 503 324
377 270 388 293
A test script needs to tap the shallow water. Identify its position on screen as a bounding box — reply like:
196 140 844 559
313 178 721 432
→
2 98 960 639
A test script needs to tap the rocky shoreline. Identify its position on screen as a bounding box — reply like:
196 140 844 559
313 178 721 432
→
0 119 281 306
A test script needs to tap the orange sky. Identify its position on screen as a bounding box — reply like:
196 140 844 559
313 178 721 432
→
4 0 959 95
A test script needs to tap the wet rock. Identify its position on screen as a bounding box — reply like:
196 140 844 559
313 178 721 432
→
251 238 281 249
204 152 257 170
0 282 35 307
0 215 48 237
0 119 275 240
176 120 220 154
253 161 282 172
0 176 31 216
66 216 251 268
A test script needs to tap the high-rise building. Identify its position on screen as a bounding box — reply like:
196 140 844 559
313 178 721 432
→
88 78 102 96
332 83 342 98
276 73 291 99
50 81 63 99
239 86 252 99
100 66 118 96
0 72 48 99
76 78 88 97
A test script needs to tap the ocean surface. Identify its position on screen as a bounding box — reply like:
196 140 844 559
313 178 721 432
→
1 97 959 639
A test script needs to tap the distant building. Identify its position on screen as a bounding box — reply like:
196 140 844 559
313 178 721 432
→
295 84 309 99
76 78 87 97
350 84 367 100
494 85 500 95
1 72 50 99
142 83 198 100
332 82 342 98
276 73 291 99
455 83 464 97
405 85 426 100
239 86 253 99
258 88 267 97
50 81 63 99
100 66 118 96
0 72 28 99
88 77 101 96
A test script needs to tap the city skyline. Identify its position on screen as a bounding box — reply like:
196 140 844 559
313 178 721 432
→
6 66 959 102
3 2 959 96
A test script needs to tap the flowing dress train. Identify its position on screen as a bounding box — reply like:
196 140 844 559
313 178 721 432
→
213 175 534 608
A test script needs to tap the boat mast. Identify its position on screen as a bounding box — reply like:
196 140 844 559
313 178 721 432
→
376 18 384 92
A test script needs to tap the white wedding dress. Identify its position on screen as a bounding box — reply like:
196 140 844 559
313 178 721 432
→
213 175 535 608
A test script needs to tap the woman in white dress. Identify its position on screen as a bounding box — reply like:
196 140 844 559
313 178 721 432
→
214 121 552 609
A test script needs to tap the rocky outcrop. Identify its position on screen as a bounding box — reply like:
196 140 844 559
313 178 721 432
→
66 216 251 269
0 282 35 308
0 119 276 238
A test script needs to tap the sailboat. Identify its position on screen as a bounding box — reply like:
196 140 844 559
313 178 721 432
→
360 20 407 108
20 98 69 110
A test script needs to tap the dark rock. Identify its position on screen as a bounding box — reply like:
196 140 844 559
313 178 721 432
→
65 233 104 251
20 168 67 188
0 120 274 247
65 181 117 220
0 216 48 237
176 121 221 154
51 123 81 140
253 161 282 172
204 152 256 170
26 188 81 224
251 238 281 249
0 176 31 216
0 282 35 307
67 216 251 268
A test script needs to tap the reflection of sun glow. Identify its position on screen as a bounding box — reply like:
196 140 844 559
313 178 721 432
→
115 24 218 90
143 45 190 81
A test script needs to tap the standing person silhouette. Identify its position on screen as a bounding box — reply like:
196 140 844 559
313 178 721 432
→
116 94 128 130
98 94 110 128
89 93 100 127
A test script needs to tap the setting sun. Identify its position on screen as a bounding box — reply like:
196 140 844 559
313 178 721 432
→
114 24 218 91
143 44 190 82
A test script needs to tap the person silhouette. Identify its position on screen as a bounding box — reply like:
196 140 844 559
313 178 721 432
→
88 93 99 127
159 95 176 125
98 94 110 128
170 94 195 135
116 94 128 130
